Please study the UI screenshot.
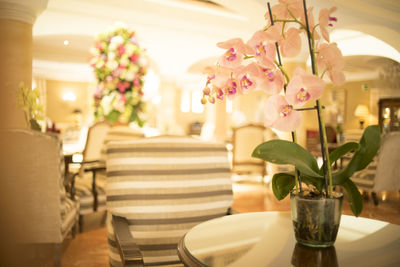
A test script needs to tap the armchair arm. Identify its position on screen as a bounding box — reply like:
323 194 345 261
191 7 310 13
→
112 215 144 267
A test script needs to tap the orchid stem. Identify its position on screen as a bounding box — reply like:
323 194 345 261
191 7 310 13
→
268 1 303 194
302 0 332 197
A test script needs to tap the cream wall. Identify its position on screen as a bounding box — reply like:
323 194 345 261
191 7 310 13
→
46 79 91 125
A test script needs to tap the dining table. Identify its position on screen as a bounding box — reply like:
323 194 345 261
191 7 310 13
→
178 211 400 267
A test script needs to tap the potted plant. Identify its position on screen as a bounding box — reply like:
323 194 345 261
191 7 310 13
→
201 0 381 247
17 82 44 131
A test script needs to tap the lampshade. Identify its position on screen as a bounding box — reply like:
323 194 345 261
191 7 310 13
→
354 104 369 117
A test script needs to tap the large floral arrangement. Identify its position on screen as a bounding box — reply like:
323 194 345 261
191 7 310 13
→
202 0 380 216
90 23 147 126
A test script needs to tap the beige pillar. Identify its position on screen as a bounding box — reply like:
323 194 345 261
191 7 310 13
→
0 19 32 129
0 0 48 129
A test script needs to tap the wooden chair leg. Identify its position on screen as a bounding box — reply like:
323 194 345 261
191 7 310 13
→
72 223 77 238
53 243 62 267
91 171 98 212
79 214 84 233
372 192 379 206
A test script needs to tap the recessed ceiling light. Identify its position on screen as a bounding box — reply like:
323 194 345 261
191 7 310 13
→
64 40 69 46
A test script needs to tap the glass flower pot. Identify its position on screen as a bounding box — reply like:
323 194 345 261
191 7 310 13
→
290 190 343 247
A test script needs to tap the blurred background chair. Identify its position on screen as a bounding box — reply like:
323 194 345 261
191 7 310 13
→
74 122 145 231
231 123 269 183
0 129 79 267
74 121 111 231
350 131 400 205
105 136 233 266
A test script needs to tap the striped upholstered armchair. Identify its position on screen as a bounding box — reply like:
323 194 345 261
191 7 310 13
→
105 135 233 267
0 129 79 267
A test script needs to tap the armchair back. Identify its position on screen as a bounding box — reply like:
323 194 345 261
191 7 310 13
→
0 129 66 243
105 135 233 266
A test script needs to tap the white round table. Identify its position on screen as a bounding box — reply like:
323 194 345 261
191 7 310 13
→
178 211 400 267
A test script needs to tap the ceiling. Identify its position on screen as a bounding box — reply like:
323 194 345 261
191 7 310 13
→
31 0 400 83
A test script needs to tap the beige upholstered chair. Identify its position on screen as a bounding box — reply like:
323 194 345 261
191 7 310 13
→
105 136 233 267
350 131 400 205
0 129 79 267
75 123 145 231
74 121 111 231
231 123 278 182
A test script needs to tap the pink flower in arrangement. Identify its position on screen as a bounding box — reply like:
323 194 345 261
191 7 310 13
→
133 77 141 87
264 95 302 132
316 43 345 85
130 53 139 63
279 28 302 57
93 85 103 99
236 63 260 93
217 38 253 68
117 44 126 57
117 81 130 93
257 67 284 95
119 94 126 104
247 30 276 68
286 67 325 107
106 75 113 82
96 42 104 51
319 7 337 42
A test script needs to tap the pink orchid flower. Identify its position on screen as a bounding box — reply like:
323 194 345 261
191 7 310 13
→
266 0 304 22
286 67 325 107
217 38 254 68
235 63 260 94
256 66 284 95
223 78 239 99
247 30 276 68
264 94 302 132
316 43 345 85
280 28 302 57
319 7 337 42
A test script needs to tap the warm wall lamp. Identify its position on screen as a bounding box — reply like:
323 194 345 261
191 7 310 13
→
354 104 369 129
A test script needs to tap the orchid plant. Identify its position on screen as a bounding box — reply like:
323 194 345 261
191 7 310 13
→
90 23 147 126
201 0 380 216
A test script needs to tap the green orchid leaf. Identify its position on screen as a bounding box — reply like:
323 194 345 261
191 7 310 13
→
252 140 322 178
352 125 381 171
342 179 363 217
329 142 360 166
272 172 296 200
332 125 381 185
